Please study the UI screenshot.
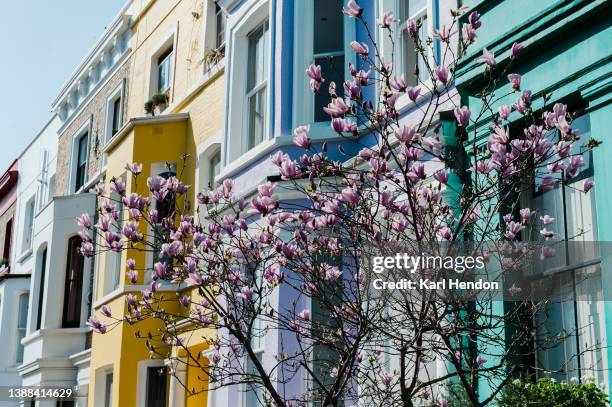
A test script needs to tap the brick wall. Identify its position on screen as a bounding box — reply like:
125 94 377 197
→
55 60 131 197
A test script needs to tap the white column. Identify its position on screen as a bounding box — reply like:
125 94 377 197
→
167 359 187 407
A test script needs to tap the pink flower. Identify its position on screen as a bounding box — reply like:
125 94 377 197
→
77 213 92 229
434 169 449 184
350 41 369 55
110 177 126 195
187 272 203 286
433 66 450 84
505 221 524 239
407 86 421 101
511 42 524 58
389 75 406 92
147 175 166 192
540 246 556 260
240 286 254 301
258 181 276 197
250 195 277 215
395 125 417 143
519 208 533 222
433 25 452 42
478 48 496 67
498 104 511 120
127 270 138 284
305 64 324 92
87 316 107 334
407 19 418 36
379 10 395 28
540 215 555 225
323 97 350 117
101 305 112 318
341 186 359 205
540 176 555 191
462 23 477 44
298 309 310 321
584 180 595 193
468 11 481 29
331 117 358 133
437 226 452 240
80 242 94 257
454 106 471 127
125 162 143 175
476 355 486 366
322 264 342 281
508 73 521 90
293 125 311 149
342 0 362 17
278 157 303 179
179 296 190 307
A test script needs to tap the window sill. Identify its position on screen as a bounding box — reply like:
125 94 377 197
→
17 248 32 264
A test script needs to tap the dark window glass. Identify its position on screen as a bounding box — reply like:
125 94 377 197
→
36 248 47 330
56 401 75 407
16 293 28 363
157 47 173 94
313 0 345 122
111 97 122 136
146 366 168 407
75 134 88 191
215 3 226 50
3 218 12 265
62 236 84 328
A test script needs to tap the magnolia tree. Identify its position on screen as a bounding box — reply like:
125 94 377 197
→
80 1 600 406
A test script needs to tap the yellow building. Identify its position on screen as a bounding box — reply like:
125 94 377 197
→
88 0 226 405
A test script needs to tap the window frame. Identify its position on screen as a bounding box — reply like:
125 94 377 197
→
16 292 29 364
104 83 125 147
21 197 35 254
69 121 91 193
245 20 270 151
61 235 85 328
292 0 356 134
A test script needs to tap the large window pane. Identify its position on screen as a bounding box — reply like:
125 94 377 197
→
62 236 84 328
248 88 267 149
146 366 168 407
314 56 345 122
246 21 269 150
313 0 343 54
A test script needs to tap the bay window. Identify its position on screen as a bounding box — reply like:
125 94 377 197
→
246 21 269 150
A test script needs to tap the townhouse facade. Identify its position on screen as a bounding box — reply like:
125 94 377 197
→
0 159 22 407
14 3 133 406
87 0 226 406
455 0 612 402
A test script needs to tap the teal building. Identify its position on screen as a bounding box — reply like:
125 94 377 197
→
455 0 612 401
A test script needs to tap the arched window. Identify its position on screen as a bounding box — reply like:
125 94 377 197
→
62 236 84 328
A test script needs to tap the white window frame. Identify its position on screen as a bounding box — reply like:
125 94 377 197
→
16 291 29 365
69 120 92 193
225 0 272 163
245 20 270 151
104 82 125 147
146 30 177 103
292 0 356 136
36 149 50 211
197 138 223 195
136 359 167 407
21 197 35 254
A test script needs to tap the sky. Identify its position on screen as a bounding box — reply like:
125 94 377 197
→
0 0 127 172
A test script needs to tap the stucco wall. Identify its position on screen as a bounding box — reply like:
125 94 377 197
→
54 60 131 197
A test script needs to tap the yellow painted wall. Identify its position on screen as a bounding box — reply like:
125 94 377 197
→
89 0 225 405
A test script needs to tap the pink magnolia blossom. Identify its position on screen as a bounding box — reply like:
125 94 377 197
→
350 41 369 55
433 66 450 84
125 162 143 175
468 11 481 29
379 11 395 28
293 125 311 149
389 75 406 92
305 64 324 92
584 180 595 193
454 106 471 127
407 86 421 101
478 48 496 67
508 73 521 90
342 0 362 17
511 42 524 58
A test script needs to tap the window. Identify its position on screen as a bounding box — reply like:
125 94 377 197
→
145 366 168 407
313 0 345 122
208 149 221 188
62 236 84 328
74 133 89 192
523 114 607 386
215 3 226 50
36 248 47 330
399 0 429 85
111 97 122 135
3 218 12 266
104 85 124 147
246 21 269 150
104 372 113 407
244 353 264 407
22 198 35 252
37 149 50 210
56 401 75 407
157 47 173 94
16 292 28 363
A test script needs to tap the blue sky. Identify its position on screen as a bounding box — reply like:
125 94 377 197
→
0 0 127 172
